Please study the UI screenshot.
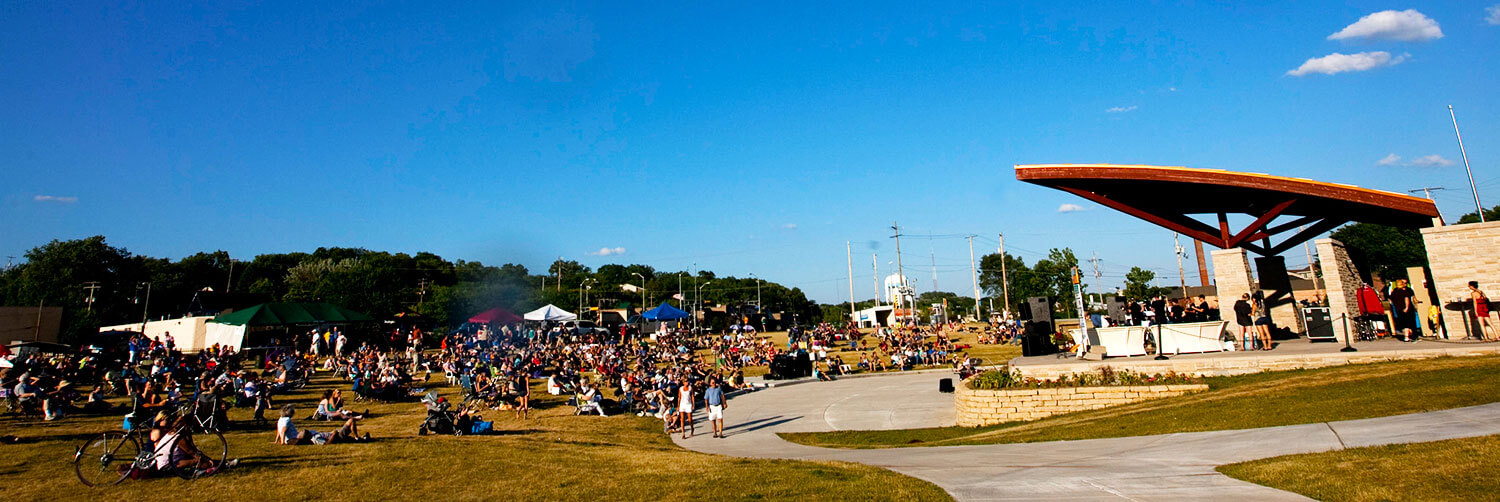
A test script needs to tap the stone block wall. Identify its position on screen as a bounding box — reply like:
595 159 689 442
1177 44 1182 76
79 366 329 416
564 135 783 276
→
954 382 1208 426
1421 221 1500 339
1212 248 1253 325
1315 238 1361 343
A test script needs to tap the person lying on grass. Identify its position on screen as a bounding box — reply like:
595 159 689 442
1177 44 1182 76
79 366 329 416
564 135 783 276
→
275 404 370 445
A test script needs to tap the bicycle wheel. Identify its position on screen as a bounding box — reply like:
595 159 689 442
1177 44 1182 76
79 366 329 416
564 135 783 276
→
73 431 139 487
171 429 228 479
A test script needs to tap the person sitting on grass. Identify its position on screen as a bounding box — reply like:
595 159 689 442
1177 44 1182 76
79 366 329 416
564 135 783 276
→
575 381 606 416
149 411 237 478
275 404 370 445
316 389 366 420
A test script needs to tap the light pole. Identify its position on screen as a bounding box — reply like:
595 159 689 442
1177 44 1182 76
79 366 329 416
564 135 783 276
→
136 281 152 333
750 273 761 328
696 281 712 334
632 272 646 311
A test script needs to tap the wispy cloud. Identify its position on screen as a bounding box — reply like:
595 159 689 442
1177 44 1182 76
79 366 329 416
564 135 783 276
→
34 195 78 203
781 223 798 230
1329 9 1443 41
1105 105 1138 113
1376 153 1402 166
1058 203 1087 213
1408 154 1454 167
1487 5 1500 26
1286 51 1407 76
589 247 626 256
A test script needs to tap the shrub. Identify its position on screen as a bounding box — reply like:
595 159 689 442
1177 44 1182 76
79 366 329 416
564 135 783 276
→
966 366 1202 390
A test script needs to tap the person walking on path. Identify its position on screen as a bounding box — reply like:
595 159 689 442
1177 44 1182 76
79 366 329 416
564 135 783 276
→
1470 281 1496 341
678 377 696 439
704 376 727 439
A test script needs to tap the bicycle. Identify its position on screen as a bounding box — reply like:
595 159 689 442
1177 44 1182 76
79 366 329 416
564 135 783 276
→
72 402 228 487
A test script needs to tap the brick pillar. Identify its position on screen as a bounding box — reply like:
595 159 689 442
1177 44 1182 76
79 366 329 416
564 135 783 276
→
1212 248 1253 324
1315 238 1360 343
1421 221 1500 340
1255 255 1302 333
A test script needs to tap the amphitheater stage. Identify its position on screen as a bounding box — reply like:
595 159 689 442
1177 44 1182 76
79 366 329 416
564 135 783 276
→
1009 337 1500 379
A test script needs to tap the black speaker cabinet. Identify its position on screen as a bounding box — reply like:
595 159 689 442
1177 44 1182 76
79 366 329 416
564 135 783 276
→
1106 295 1128 325
1302 307 1336 341
938 378 954 393
1027 296 1054 324
1255 256 1291 292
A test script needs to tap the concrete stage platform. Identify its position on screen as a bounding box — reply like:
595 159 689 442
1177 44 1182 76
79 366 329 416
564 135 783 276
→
1010 337 1500 379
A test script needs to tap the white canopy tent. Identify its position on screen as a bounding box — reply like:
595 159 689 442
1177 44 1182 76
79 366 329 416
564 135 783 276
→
524 304 577 322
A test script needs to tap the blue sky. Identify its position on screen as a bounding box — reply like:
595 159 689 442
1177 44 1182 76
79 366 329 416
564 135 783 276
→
3 2 1498 303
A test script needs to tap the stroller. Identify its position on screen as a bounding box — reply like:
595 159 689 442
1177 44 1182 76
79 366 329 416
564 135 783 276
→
419 392 463 436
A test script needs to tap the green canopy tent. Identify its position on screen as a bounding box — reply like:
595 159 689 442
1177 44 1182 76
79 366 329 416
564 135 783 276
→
211 302 374 326
208 302 374 350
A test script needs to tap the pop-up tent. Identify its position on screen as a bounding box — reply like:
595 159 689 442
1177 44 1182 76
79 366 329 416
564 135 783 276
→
211 302 373 326
468 307 523 324
523 304 577 322
642 302 690 321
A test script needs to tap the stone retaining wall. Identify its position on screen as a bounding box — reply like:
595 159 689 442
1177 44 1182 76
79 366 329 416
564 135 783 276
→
1012 344 1500 380
955 382 1208 426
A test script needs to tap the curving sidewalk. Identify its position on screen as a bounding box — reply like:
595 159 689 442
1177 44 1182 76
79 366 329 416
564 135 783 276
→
673 372 1500 501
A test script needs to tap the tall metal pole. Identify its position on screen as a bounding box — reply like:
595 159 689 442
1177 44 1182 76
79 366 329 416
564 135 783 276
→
892 222 907 323
1174 234 1188 300
969 235 981 321
847 242 857 322
998 233 1010 318
1450 105 1484 222
872 253 880 307
225 257 235 293
632 272 646 312
139 282 152 333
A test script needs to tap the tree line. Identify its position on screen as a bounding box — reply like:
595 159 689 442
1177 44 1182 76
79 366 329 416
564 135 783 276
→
0 236 820 344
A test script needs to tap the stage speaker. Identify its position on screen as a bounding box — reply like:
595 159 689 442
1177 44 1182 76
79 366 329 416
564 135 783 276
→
1302 307 1335 342
1015 301 1033 321
1021 332 1057 357
1255 256 1291 292
1027 296 1054 324
938 378 954 393
1106 295 1128 325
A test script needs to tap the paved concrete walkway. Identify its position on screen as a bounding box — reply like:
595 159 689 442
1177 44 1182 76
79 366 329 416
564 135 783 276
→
673 372 1500 501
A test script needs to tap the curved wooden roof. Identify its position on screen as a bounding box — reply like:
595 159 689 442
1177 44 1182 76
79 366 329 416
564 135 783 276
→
1015 164 1439 255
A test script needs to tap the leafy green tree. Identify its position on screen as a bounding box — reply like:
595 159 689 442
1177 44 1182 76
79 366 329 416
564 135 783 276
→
1456 205 1500 225
1123 267 1169 300
1328 222 1427 282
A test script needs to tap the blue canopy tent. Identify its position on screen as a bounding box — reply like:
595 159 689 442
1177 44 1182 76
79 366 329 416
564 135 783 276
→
642 302 690 321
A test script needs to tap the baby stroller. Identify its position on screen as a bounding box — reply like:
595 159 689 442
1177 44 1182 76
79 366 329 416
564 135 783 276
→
418 392 462 436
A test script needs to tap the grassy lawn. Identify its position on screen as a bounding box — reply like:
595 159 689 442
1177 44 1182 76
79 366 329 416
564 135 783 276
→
780 355 1500 448
0 371 949 501
1218 434 1500 501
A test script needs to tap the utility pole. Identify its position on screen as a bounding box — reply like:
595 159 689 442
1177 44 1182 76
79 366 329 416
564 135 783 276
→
1174 233 1188 300
968 235 981 321
1089 252 1102 306
1409 187 1447 223
998 233 1010 318
137 281 152 333
225 257 235 293
847 241 856 322
82 281 101 313
417 278 428 308
871 253 880 307
929 239 938 293
1450 105 1483 222
892 222 908 324
1301 225 1322 297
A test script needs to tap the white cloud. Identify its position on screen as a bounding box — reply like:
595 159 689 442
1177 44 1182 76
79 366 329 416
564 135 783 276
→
1286 51 1407 76
1376 153 1402 166
1105 105 1138 113
1408 154 1455 167
1328 9 1443 41
34 195 78 203
1057 203 1087 213
781 223 798 229
1487 5 1500 26
590 247 626 256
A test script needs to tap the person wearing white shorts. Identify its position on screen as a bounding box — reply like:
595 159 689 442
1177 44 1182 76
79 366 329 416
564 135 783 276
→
704 376 727 438
677 378 695 439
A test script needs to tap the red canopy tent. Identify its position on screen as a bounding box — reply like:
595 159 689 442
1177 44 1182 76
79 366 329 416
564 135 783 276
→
468 307 523 324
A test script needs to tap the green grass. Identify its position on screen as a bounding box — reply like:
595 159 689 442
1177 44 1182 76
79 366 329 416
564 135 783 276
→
1218 434 1500 501
0 371 949 501
780 355 1500 448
